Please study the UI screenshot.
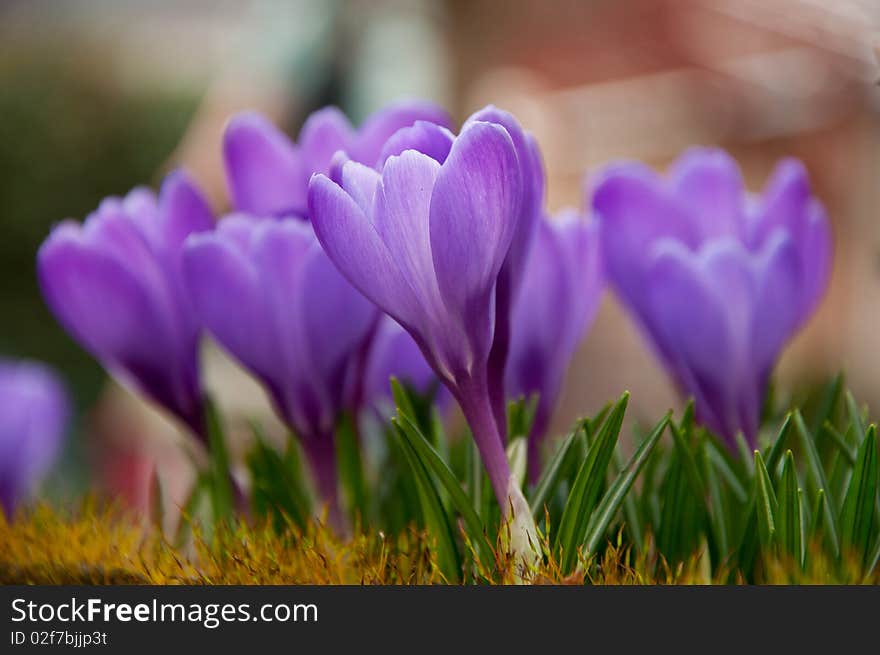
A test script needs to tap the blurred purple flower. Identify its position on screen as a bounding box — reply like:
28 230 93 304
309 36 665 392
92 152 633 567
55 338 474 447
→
506 210 603 480
0 359 69 517
183 216 379 503
224 100 451 218
593 148 831 446
308 106 541 532
365 317 449 419
38 171 213 438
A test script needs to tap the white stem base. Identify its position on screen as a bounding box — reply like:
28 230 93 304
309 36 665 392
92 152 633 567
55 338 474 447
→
504 477 541 581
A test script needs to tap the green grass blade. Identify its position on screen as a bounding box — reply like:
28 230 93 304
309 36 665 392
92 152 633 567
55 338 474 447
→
810 489 826 538
811 372 843 434
204 397 234 525
776 451 801 561
530 429 580 516
844 391 867 443
754 450 778 547
765 413 794 474
583 411 670 556
840 425 878 563
705 440 748 503
701 443 729 562
554 392 629 571
335 412 369 523
794 410 840 557
392 419 462 581
395 413 493 565
821 421 857 466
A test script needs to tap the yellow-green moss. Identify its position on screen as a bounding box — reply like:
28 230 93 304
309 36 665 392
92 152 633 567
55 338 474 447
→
1 502 875 584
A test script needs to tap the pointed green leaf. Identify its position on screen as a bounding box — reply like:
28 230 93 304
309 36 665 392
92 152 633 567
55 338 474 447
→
530 429 580 516
764 413 794 474
754 450 778 547
810 488 826 538
555 392 629 571
776 451 801 561
583 411 670 555
811 372 843 435
705 439 749 503
840 425 878 562
395 413 492 566
794 410 840 557
844 391 867 443
204 397 233 524
392 419 461 581
821 421 856 466
335 412 369 523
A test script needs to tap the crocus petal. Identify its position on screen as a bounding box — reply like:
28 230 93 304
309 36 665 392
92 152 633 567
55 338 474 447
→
183 230 272 382
0 360 69 516
750 233 802 379
309 174 423 331
37 233 198 426
593 163 699 317
797 200 832 322
355 100 452 165
300 244 378 426
647 242 734 437
249 220 323 430
223 111 307 216
429 121 522 371
465 106 544 296
749 158 811 248
297 106 356 176
556 211 604 352
506 218 570 401
374 150 443 314
670 147 745 241
378 121 455 166
159 170 215 251
338 158 381 217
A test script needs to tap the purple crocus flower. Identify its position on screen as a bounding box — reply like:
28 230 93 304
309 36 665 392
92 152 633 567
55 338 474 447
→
308 106 542 542
506 210 603 480
592 148 831 446
38 171 214 437
365 317 449 419
183 216 379 505
0 359 69 517
224 100 451 218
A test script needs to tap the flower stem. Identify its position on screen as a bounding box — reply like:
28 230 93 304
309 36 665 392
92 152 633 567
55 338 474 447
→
456 378 514 512
301 436 342 530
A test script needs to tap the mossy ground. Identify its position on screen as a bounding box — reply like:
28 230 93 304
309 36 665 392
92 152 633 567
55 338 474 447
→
0 502 874 585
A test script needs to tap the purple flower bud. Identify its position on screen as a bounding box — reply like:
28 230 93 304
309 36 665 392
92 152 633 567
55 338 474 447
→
37 171 214 438
224 101 451 218
592 148 832 446
308 105 541 530
0 358 69 517
183 216 380 503
506 210 603 479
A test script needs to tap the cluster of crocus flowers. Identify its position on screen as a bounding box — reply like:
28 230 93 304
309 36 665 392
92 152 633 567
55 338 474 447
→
593 148 831 446
35 95 832 557
505 210 603 480
0 358 69 517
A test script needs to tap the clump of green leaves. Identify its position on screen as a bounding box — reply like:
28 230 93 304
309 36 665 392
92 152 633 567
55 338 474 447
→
95 374 880 584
